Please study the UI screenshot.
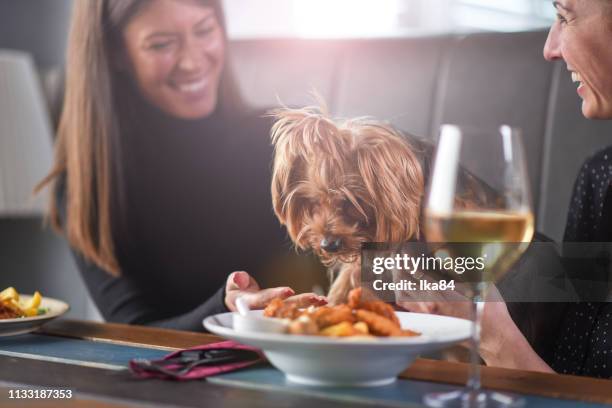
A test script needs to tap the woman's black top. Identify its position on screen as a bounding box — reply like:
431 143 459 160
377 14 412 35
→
57 95 305 331
550 147 612 378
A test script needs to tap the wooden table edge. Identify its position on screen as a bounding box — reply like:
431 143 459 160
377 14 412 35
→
38 319 612 405
38 318 219 351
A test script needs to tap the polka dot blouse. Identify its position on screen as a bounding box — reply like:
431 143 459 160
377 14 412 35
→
551 147 612 378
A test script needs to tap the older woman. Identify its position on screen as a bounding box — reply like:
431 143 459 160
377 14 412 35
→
542 0 612 377
403 0 612 378
489 0 612 377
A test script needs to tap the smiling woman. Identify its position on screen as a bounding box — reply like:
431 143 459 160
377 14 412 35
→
36 0 325 332
122 0 225 118
538 0 612 379
544 0 612 119
441 0 612 379
360 0 612 381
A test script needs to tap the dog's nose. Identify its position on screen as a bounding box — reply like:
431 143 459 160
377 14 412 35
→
320 237 342 253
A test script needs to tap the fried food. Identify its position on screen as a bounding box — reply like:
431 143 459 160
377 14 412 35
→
0 287 19 302
353 321 369 335
310 305 355 328
355 309 402 337
347 287 362 310
359 301 400 326
320 321 358 337
347 287 400 326
0 302 20 319
263 298 300 319
263 287 420 338
396 328 420 337
0 287 44 319
263 298 283 317
288 315 319 335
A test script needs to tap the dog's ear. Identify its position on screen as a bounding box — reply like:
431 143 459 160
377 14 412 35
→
270 150 310 245
353 124 424 242
269 106 348 227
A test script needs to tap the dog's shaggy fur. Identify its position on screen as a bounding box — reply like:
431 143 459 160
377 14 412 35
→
270 105 430 304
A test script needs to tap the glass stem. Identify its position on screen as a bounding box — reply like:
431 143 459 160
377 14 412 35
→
467 290 484 394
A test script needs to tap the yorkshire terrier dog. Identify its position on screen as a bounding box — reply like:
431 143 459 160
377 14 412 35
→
270 105 431 304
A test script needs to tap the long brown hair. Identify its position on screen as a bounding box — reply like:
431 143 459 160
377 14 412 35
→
38 0 241 276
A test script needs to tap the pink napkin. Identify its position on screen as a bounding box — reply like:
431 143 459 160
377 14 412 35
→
129 340 264 381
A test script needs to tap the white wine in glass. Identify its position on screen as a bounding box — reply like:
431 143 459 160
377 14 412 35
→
426 211 534 284
423 125 534 408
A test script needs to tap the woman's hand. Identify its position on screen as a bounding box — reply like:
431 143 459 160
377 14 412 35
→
397 285 553 372
397 285 511 355
402 287 512 362
224 271 327 312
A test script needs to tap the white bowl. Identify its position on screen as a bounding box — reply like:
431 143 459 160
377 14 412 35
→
0 295 69 337
232 313 288 334
204 310 470 387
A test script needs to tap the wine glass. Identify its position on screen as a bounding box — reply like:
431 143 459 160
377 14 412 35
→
423 124 534 408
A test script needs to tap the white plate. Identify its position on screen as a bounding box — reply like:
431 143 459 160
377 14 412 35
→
204 310 470 387
0 295 69 337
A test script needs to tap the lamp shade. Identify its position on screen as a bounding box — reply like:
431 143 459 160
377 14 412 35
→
0 50 53 216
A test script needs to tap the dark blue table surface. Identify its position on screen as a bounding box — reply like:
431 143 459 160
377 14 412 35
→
0 333 168 369
210 367 612 408
0 334 609 408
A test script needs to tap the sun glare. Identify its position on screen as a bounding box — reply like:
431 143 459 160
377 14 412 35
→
292 0 400 38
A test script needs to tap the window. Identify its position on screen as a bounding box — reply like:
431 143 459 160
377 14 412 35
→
453 0 555 32
223 0 555 39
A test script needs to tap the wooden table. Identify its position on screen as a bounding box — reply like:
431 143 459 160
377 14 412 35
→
0 319 610 407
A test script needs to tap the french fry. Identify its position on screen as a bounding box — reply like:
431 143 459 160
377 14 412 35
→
0 287 19 302
22 292 42 317
353 321 369 335
24 291 42 310
320 321 357 337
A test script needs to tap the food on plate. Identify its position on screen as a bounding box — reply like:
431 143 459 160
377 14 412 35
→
311 305 356 327
0 302 20 319
355 309 407 337
288 315 319 335
349 287 401 326
264 287 419 338
263 298 300 320
0 287 46 319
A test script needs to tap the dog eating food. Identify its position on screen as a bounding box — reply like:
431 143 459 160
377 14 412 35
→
270 105 429 305
270 104 497 305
